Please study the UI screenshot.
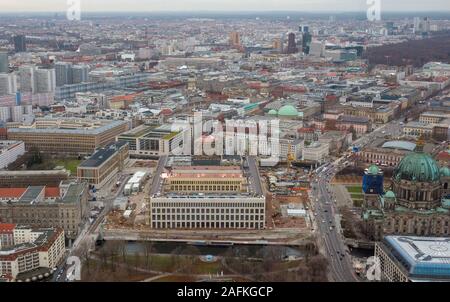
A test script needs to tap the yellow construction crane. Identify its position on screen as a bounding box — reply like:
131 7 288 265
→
287 143 295 173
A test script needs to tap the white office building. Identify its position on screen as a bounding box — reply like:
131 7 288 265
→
302 142 329 163
18 65 36 93
35 68 56 93
0 73 17 96
0 140 25 169
149 156 266 230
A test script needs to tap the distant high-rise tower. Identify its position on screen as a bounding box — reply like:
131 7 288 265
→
0 51 8 73
35 68 56 93
309 41 325 57
0 73 17 96
299 25 310 34
55 62 73 87
286 32 298 54
414 17 431 34
272 38 283 52
302 32 312 55
72 65 90 84
17 65 36 93
423 17 431 33
13 35 27 53
229 31 241 46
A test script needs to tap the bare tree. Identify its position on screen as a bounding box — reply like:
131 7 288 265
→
99 242 110 270
114 241 128 264
134 251 141 273
143 241 154 269
100 241 118 272
169 246 183 272
79 240 92 274
180 245 201 273
307 255 329 282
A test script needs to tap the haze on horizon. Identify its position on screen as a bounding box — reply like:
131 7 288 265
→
0 0 449 13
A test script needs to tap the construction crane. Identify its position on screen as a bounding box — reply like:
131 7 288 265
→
287 143 295 173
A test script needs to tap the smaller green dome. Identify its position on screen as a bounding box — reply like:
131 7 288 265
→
441 167 450 177
367 165 380 175
268 109 278 116
278 105 299 117
385 191 396 199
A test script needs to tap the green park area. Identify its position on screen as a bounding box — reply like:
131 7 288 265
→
346 185 364 207
26 150 81 175
53 159 82 174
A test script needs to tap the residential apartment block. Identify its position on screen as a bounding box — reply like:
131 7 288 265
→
0 224 65 282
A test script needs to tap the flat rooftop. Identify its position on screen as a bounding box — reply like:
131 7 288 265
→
62 184 86 204
382 141 417 152
166 165 245 182
18 186 44 204
404 121 434 128
118 124 178 139
384 236 450 280
118 124 154 138
421 111 450 117
0 170 69 176
151 156 263 198
79 141 128 168
171 166 242 172
8 119 127 136
0 140 22 150
168 173 244 179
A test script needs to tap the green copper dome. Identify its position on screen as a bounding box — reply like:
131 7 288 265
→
367 165 380 175
393 152 441 182
385 191 396 198
268 109 278 116
441 167 450 177
278 105 299 117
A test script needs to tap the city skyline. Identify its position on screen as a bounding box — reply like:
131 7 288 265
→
0 0 450 12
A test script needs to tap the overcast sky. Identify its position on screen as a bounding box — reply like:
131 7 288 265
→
0 0 449 12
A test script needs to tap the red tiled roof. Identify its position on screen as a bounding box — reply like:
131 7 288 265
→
0 187 60 199
0 224 16 233
298 127 315 133
326 95 338 101
160 108 173 116
0 188 26 199
437 151 450 161
45 187 60 198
